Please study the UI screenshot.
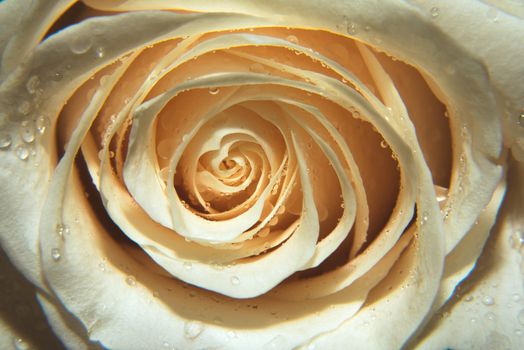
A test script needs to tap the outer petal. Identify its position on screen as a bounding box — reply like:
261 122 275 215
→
0 1 519 350
411 159 524 349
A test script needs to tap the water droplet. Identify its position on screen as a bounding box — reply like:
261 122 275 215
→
470 317 478 323
286 35 299 44
430 7 440 18
95 47 105 58
485 311 496 321
36 115 50 134
230 276 240 285
380 140 387 148
340 202 345 209
208 87 220 95
515 329 523 337
20 121 35 143
0 133 12 149
517 309 524 326
70 36 92 54
510 230 524 250
518 113 524 127
15 144 29 160
184 321 203 339
98 262 106 272
51 248 61 261
227 330 237 339
52 71 63 81
420 213 429 225
157 139 172 160
26 75 40 95
125 275 137 286
13 337 30 350
346 22 358 35
18 101 31 115
512 293 521 302
482 295 495 306
162 341 170 348
55 224 70 237
183 262 193 271
464 295 474 302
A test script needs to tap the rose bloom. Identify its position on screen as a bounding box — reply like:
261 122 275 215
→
0 0 523 349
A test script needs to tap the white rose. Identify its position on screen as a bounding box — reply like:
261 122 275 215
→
0 1 523 349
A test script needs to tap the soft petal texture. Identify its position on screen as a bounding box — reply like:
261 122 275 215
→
0 0 523 349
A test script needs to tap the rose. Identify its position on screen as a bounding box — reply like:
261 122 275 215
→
1 0 520 345
0 1 522 349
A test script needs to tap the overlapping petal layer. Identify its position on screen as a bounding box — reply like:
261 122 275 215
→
0 1 516 349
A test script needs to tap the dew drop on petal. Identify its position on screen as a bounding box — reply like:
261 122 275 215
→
286 35 299 44
183 262 193 271
13 337 30 350
230 276 240 285
18 101 31 115
430 7 440 18
485 312 496 321
482 295 495 306
15 144 29 160
157 139 172 160
26 75 40 95
208 87 220 95
51 248 61 261
52 71 64 82
125 275 137 286
36 115 50 134
518 113 524 127
20 121 35 143
346 22 358 35
0 133 12 149
55 224 70 237
70 36 92 54
222 330 235 340
94 47 105 58
510 230 524 250
184 321 203 340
